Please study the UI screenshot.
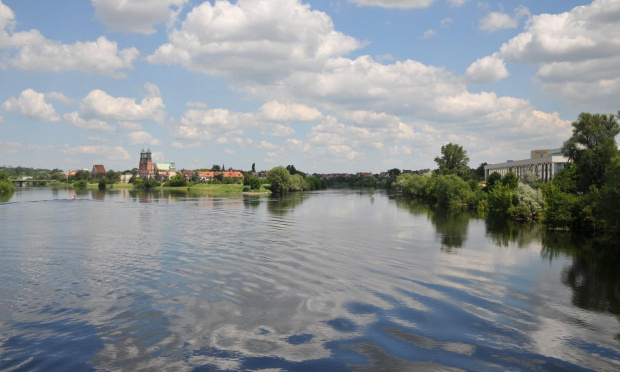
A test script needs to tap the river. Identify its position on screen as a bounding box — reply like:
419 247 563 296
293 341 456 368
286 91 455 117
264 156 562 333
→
1 187 619 371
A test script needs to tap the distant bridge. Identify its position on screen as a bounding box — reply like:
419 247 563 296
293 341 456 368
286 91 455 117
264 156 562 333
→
11 179 55 187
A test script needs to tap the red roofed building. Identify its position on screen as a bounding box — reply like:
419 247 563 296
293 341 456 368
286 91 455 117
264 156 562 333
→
92 164 106 178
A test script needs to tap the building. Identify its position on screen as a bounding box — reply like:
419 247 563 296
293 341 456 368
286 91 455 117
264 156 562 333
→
484 148 569 182
138 149 176 180
92 164 106 178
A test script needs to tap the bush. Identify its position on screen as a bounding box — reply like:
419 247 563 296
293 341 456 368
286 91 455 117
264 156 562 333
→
98 178 107 191
515 183 544 221
487 184 516 218
134 177 160 190
397 173 429 198
165 174 186 187
429 175 472 207
266 166 291 193
73 180 88 190
542 183 578 229
249 176 261 191
0 179 16 194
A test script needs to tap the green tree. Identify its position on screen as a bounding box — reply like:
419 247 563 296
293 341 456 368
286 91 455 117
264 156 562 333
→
266 166 291 193
501 172 519 189
474 162 487 180
542 183 578 229
599 155 620 233
485 172 502 191
251 163 256 173
388 168 401 177
428 174 472 207
521 171 542 190
73 180 88 190
487 184 517 218
563 112 620 192
134 177 160 190
286 164 298 175
192 170 200 182
249 176 261 191
165 174 186 187
0 171 16 194
211 164 221 171
98 178 107 191
551 163 578 194
434 143 470 178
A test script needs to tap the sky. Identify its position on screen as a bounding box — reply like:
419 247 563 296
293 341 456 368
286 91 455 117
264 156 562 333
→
1 0 618 174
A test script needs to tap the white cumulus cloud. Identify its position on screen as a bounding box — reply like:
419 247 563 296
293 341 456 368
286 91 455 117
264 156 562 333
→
0 1 138 76
92 0 188 34
127 131 162 146
148 0 363 82
64 112 115 132
2 89 60 122
80 83 166 123
497 0 620 108
348 0 435 9
465 54 510 84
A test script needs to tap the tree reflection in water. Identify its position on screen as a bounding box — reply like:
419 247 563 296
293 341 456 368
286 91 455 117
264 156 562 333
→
393 198 475 252
542 233 620 326
266 192 309 215
485 219 543 248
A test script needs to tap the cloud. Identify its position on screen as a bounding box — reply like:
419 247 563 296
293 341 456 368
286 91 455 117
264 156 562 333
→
0 112 3 124
171 100 322 144
2 89 60 122
59 144 132 161
0 1 138 76
418 29 437 40
148 0 363 82
440 17 453 28
258 101 323 122
64 112 115 132
465 54 510 84
127 131 162 146
186 101 208 109
347 0 435 8
44 92 74 105
496 0 620 108
118 121 143 131
80 83 166 122
92 0 188 34
479 6 530 33
447 0 466 7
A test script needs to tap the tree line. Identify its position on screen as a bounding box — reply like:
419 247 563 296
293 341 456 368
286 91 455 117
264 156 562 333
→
396 111 620 235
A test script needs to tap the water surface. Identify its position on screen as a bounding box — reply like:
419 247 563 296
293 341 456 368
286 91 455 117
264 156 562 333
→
1 188 619 371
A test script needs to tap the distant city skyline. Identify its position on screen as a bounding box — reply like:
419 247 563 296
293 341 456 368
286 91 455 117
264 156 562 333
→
1 0 617 173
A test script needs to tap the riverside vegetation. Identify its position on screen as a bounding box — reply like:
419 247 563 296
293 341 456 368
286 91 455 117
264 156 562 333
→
395 111 620 236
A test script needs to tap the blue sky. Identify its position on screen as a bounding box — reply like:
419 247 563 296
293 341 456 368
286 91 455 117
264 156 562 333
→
1 0 617 173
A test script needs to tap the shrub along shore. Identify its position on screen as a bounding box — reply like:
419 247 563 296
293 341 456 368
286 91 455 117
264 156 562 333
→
396 111 620 236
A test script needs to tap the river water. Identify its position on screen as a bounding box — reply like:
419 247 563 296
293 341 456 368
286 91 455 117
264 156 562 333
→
1 188 619 371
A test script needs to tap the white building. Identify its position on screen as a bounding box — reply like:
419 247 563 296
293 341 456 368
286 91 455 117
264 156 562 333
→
484 148 569 182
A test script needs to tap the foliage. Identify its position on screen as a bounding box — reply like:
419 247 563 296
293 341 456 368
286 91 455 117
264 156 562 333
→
306 176 327 190
0 179 16 194
487 184 517 218
542 183 578 229
211 165 221 171
428 174 472 207
551 163 578 194
388 168 401 177
266 166 291 193
513 183 544 221
73 180 88 190
598 155 620 233
501 172 519 190
474 162 487 180
69 170 91 182
521 171 542 190
286 164 298 175
165 174 187 187
133 177 160 190
485 172 501 191
0 171 9 181
397 173 429 198
289 174 309 191
249 176 261 191
98 178 107 191
563 111 620 192
434 143 470 178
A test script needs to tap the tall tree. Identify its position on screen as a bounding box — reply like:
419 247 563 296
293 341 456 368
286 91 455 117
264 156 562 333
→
563 112 620 192
251 163 256 173
434 143 470 178
211 164 221 171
